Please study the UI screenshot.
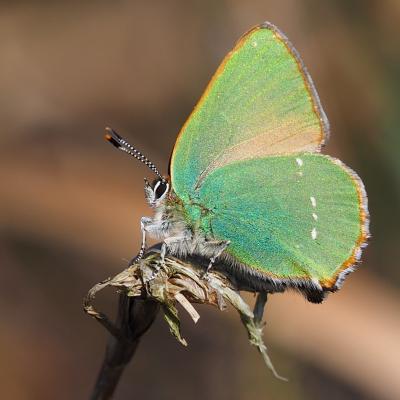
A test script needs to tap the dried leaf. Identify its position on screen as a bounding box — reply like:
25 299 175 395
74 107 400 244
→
175 292 200 323
162 302 187 346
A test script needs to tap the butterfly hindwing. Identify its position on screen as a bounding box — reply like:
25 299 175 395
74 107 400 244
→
186 154 368 289
171 22 329 200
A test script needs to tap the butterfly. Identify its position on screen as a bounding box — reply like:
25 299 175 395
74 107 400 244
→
105 21 369 303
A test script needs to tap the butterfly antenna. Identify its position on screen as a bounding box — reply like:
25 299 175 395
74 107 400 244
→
105 127 164 180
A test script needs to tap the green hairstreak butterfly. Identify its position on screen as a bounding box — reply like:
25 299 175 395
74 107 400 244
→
106 22 369 303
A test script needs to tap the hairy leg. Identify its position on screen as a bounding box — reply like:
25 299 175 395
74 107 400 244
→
206 240 230 272
129 217 152 265
160 232 192 263
201 239 230 274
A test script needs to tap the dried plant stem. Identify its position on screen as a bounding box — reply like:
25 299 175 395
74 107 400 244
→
84 250 284 399
89 295 159 400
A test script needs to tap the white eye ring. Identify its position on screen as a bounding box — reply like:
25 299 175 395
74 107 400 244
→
153 181 169 201
153 180 161 193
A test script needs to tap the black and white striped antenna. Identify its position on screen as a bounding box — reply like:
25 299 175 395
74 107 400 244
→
105 127 164 181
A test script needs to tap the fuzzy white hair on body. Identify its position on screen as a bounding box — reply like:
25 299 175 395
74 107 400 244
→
141 179 230 272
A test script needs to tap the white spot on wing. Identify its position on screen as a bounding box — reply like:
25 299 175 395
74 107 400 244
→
310 196 317 208
311 227 317 240
252 41 258 47
296 158 303 167
312 213 318 221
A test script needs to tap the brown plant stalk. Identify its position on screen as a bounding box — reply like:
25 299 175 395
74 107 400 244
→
84 250 285 400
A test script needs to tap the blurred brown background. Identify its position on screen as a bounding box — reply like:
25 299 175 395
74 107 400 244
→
1 1 399 399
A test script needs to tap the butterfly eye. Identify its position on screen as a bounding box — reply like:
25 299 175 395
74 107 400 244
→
154 180 169 200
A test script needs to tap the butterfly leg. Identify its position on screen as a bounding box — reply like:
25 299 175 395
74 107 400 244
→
160 241 168 264
204 240 230 274
160 232 192 264
129 216 152 266
142 234 189 281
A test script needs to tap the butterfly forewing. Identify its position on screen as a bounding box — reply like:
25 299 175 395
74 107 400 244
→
171 23 329 198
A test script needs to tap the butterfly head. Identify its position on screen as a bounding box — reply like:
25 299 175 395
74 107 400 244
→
105 127 169 207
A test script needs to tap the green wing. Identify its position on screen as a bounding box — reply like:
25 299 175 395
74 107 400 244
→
171 22 329 200
185 154 369 289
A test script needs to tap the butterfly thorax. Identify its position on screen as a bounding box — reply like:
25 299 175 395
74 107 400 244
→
144 188 226 261
148 191 189 241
